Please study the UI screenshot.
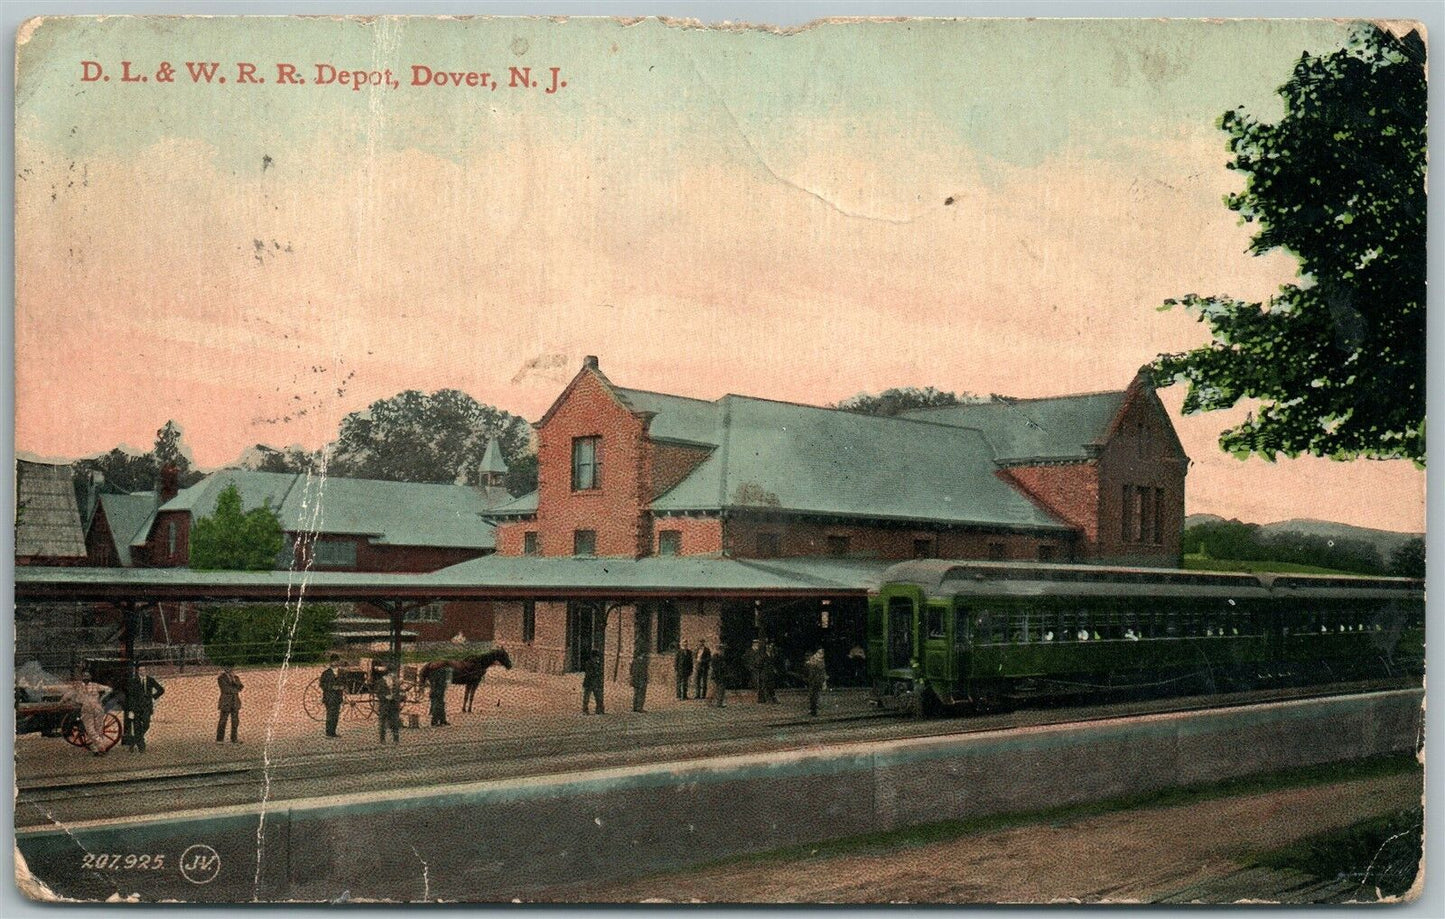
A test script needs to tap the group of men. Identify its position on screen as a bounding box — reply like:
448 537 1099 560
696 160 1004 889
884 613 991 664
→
583 640 726 716
588 638 830 718
319 655 417 743
673 640 713 700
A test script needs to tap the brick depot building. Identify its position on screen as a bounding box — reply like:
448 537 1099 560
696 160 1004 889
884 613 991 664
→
480 357 1187 686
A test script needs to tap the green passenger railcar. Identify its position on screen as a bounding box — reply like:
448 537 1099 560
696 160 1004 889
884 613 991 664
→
867 560 1424 714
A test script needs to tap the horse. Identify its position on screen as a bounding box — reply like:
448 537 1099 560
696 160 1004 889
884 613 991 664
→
420 647 513 713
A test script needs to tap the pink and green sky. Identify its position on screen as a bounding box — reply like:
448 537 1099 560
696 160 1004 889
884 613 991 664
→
14 16 1425 532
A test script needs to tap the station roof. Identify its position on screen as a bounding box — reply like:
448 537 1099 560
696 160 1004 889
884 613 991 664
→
648 395 1072 532
14 556 888 603
898 391 1128 463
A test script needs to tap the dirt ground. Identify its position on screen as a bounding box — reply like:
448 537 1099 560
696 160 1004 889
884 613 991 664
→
15 659 818 783
572 771 1423 904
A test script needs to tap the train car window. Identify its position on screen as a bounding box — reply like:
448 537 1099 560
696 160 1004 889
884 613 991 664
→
926 604 946 639
1010 608 1032 643
991 610 1007 644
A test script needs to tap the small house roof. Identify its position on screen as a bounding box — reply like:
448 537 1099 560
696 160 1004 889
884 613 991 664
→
15 459 87 560
154 470 500 550
97 492 157 566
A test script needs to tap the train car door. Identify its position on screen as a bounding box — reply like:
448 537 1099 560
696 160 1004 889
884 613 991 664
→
866 597 885 682
920 599 952 686
875 585 923 676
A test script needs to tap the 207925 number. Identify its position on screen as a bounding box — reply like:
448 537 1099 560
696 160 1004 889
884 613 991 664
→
81 853 166 870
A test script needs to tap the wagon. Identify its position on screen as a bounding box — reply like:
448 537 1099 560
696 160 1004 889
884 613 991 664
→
14 658 128 754
300 659 425 722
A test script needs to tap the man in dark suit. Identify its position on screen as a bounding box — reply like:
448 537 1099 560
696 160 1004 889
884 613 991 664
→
125 665 164 753
320 655 344 737
216 665 243 744
582 648 605 715
428 662 453 726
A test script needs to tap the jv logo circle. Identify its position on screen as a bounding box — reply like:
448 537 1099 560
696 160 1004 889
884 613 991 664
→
179 845 221 885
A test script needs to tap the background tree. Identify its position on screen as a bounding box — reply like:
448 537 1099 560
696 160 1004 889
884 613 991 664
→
834 386 974 417
152 420 193 479
243 444 323 475
327 389 535 492
199 603 337 666
72 420 205 510
190 483 285 570
1387 537 1425 579
1154 25 1426 464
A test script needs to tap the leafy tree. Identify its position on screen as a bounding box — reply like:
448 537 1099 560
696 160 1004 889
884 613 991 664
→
327 389 535 493
504 451 539 497
835 386 971 417
153 420 193 478
1388 537 1425 579
72 420 205 510
1154 26 1426 464
190 483 285 570
199 603 337 666
244 444 322 474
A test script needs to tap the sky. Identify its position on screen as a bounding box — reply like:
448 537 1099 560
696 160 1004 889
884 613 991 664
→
13 15 1426 532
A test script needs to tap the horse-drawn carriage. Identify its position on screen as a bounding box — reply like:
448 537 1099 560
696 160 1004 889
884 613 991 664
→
300 658 426 722
299 648 513 722
14 658 127 754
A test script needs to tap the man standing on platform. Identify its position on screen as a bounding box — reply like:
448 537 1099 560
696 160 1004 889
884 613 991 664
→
428 661 453 726
629 650 649 712
804 648 827 718
375 665 403 744
695 641 711 701
582 648 605 715
321 655 344 737
216 665 243 744
125 665 165 753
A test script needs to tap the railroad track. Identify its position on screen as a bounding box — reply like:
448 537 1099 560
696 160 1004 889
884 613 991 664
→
16 677 1419 827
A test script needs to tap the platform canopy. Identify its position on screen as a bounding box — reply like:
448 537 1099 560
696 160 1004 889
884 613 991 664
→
13 557 889 603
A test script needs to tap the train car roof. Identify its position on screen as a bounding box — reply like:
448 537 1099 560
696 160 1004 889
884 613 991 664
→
877 559 1422 601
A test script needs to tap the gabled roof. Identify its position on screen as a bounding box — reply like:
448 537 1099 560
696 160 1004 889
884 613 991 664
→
484 489 538 518
649 396 1071 532
96 492 157 566
613 387 723 446
153 470 501 550
898 391 1129 463
15 459 88 560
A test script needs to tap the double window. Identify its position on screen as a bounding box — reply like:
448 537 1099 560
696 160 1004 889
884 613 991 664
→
313 539 357 568
826 535 851 558
572 436 601 491
404 602 444 623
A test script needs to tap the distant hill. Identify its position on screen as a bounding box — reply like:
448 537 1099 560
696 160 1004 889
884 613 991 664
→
1185 514 1422 562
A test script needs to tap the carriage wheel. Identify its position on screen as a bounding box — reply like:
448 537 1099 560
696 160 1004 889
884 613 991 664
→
301 677 326 722
344 695 377 721
94 713 123 753
61 713 88 748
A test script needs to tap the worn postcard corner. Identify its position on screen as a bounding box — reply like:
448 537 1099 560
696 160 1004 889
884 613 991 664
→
12 11 1427 906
